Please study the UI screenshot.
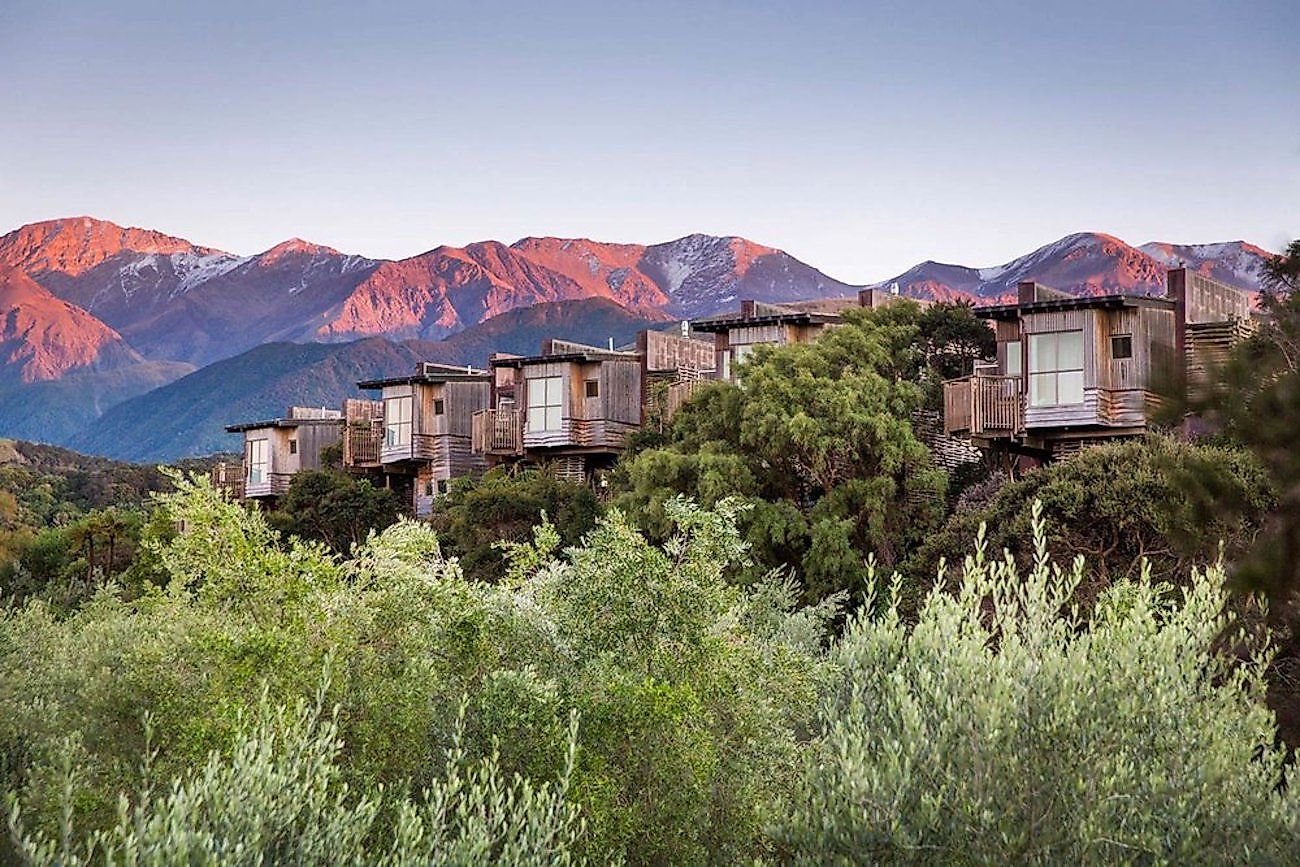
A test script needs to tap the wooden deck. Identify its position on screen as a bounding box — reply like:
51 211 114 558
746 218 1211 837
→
472 408 525 456
209 462 245 500
943 374 1022 437
343 399 384 468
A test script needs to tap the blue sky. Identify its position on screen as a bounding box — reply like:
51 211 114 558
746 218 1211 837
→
0 0 1295 282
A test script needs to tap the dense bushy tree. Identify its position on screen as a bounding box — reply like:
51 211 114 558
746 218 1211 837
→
909 300 997 408
429 468 602 583
0 506 149 609
1151 239 1300 743
1263 239 1300 294
773 507 1298 864
1 477 831 865
4 480 1296 862
905 435 1274 610
268 469 400 555
9 698 587 866
615 304 950 601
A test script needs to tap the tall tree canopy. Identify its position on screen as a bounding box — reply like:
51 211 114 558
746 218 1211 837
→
614 302 978 601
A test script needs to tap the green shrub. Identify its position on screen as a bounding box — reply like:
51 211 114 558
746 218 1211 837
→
4 473 1297 864
773 504 1298 864
906 435 1275 610
8 697 586 866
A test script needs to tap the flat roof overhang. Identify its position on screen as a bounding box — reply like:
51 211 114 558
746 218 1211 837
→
977 294 1175 322
689 312 839 333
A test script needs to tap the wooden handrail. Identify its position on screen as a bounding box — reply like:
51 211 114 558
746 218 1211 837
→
472 409 524 455
943 374 1022 437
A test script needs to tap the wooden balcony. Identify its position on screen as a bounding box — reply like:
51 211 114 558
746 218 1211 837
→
210 462 245 500
343 399 384 469
472 408 524 456
943 374 1022 438
344 420 383 468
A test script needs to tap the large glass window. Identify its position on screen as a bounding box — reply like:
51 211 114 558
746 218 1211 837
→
385 395 413 447
246 438 269 485
1028 330 1084 407
527 376 563 432
1005 340 1022 379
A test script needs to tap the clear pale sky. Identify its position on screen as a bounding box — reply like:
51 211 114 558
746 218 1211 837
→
0 0 1295 283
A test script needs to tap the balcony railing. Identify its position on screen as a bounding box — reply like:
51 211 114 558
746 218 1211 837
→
943 374 1022 437
471 408 524 456
210 462 245 500
344 420 383 467
343 399 384 469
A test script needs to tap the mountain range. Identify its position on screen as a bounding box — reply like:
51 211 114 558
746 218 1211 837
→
0 216 1278 460
866 232 1273 303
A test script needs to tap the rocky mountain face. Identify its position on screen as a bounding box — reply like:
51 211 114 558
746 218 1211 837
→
3 223 380 366
309 234 856 340
871 232 1273 303
0 264 143 386
1138 241 1276 293
0 218 851 365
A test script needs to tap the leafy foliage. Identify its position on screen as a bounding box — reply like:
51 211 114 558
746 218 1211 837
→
8 697 587 866
429 468 602 584
614 304 950 601
906 435 1274 609
268 469 400 555
773 505 1298 864
1 477 832 865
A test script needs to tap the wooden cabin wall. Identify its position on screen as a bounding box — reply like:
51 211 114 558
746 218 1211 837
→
729 323 789 348
1181 272 1252 324
443 381 490 436
640 330 716 374
294 422 342 471
993 320 1022 380
380 384 414 406
1020 308 1095 385
415 383 440 436
1136 306 1177 389
269 427 297 475
1097 307 1138 391
1021 308 1098 429
577 361 600 422
600 359 642 425
521 361 573 448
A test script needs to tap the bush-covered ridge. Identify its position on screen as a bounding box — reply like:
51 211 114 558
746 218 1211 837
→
2 478 1295 864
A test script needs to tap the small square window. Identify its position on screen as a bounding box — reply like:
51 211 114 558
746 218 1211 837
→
437 479 449 494
433 398 445 415
584 379 599 398
288 439 298 454
1111 335 1133 360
